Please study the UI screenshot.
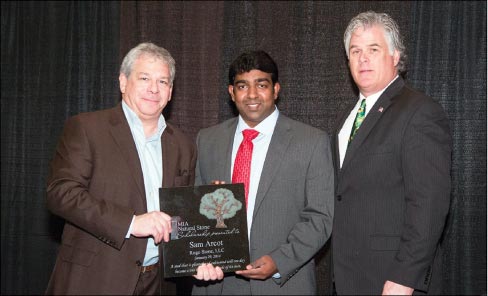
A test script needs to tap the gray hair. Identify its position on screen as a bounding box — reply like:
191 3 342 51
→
344 11 406 74
120 42 176 85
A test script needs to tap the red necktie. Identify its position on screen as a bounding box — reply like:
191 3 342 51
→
232 129 259 209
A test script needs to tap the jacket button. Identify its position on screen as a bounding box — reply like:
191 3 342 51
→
337 195 342 201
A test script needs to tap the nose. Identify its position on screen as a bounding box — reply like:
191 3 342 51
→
149 80 159 94
359 52 369 63
248 85 258 99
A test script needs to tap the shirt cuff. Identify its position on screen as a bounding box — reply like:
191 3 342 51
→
126 215 135 238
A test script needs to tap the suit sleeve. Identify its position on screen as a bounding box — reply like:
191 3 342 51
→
269 132 335 285
194 131 204 186
46 116 134 250
388 100 452 290
187 133 197 186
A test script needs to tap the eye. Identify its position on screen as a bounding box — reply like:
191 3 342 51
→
159 80 168 85
258 83 267 89
237 84 247 90
140 77 149 81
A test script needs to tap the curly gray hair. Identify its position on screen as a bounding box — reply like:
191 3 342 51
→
344 11 406 74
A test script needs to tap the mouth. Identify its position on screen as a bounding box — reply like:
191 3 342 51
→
246 102 261 110
143 97 159 103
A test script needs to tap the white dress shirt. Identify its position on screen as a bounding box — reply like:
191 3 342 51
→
231 107 279 239
338 76 399 168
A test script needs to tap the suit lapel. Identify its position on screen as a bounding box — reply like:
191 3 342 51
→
252 115 292 219
222 119 238 182
162 125 177 188
108 104 146 205
340 77 405 173
333 103 355 173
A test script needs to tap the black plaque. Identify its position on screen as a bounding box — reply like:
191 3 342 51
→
159 184 250 278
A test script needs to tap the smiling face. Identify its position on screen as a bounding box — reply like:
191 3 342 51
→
119 54 173 122
348 25 400 97
228 69 280 127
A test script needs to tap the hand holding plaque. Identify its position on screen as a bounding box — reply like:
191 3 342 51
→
159 184 250 278
193 263 224 281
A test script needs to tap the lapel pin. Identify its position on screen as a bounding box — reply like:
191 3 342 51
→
378 107 384 113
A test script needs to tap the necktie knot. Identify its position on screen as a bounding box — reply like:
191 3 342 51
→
242 129 259 141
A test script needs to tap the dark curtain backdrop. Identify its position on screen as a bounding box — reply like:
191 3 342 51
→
1 1 121 294
1 1 486 295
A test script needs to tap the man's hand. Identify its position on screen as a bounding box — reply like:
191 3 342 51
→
382 280 414 295
131 211 172 244
193 263 224 281
235 255 278 280
211 180 226 185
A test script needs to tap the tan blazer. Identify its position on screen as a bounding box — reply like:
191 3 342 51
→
45 103 196 295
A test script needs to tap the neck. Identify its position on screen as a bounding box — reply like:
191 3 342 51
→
141 118 159 138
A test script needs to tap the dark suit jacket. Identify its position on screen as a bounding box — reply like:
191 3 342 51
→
332 77 452 295
45 103 196 295
192 114 334 295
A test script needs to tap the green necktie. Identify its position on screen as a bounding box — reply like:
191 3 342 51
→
348 99 366 145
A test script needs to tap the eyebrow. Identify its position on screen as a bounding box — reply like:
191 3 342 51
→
136 72 170 80
350 43 382 49
234 77 271 84
367 43 381 47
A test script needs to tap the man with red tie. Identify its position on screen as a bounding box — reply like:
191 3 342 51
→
192 51 334 295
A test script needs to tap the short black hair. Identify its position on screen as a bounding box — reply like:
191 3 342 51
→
228 50 278 85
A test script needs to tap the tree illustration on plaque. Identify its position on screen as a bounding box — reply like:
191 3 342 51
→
199 188 242 228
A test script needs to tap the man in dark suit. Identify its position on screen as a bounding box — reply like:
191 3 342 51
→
45 42 197 295
332 11 452 295
192 51 334 295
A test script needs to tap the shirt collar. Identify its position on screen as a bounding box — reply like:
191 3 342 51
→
236 106 279 137
122 100 166 140
359 75 399 102
359 75 399 114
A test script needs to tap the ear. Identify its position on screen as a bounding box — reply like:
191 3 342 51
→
228 85 236 102
119 73 127 93
393 50 400 67
168 85 173 102
273 82 281 100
